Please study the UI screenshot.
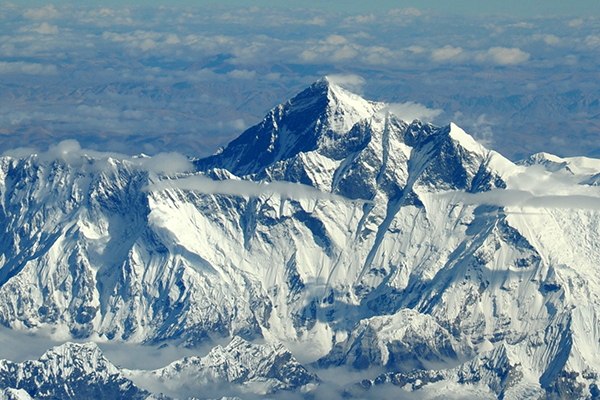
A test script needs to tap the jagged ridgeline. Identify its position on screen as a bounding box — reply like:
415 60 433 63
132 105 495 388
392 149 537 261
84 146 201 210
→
1 77 600 399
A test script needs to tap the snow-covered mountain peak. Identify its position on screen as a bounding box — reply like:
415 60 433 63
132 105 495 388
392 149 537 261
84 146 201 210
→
0 341 152 399
519 151 600 179
6 79 600 399
518 151 573 173
315 76 383 129
129 336 319 397
195 78 385 176
447 122 485 154
38 342 113 373
0 389 32 400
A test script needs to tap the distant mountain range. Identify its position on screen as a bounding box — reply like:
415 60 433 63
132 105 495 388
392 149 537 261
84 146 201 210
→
1 78 600 399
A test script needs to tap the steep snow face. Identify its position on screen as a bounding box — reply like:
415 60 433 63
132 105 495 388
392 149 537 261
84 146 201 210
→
0 156 274 345
2 80 600 398
316 308 468 372
127 336 319 397
0 156 149 339
0 342 151 399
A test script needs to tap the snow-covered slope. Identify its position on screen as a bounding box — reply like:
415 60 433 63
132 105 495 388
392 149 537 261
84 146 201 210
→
0 342 152 399
0 389 33 400
1 78 600 398
127 336 318 397
316 308 469 372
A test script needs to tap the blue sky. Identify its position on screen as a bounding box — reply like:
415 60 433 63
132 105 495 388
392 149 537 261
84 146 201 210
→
12 0 600 16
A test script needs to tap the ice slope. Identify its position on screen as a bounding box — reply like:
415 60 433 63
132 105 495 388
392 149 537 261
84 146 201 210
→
1 78 600 398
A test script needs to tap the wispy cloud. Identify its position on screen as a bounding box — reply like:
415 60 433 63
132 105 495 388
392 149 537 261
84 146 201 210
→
447 189 600 211
326 74 366 92
22 5 58 20
3 140 194 175
0 61 57 75
441 163 600 211
146 175 363 203
476 47 530 65
431 45 464 62
34 22 59 35
382 102 443 123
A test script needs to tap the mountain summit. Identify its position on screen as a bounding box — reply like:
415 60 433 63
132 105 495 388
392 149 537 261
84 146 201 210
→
195 77 384 176
1 79 600 399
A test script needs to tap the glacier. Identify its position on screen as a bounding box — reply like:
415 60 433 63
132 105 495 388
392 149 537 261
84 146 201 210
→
0 77 600 398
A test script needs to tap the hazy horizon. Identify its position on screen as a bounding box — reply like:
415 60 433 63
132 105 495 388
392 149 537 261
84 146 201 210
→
10 0 600 17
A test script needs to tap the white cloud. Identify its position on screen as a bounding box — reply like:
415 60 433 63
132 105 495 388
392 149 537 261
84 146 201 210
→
164 34 180 45
23 5 58 20
227 69 256 80
568 18 584 27
216 118 247 131
344 14 376 24
146 175 358 203
76 105 120 119
389 8 422 17
35 22 59 35
507 22 534 29
325 74 366 93
533 34 561 45
306 17 326 26
134 152 193 174
431 45 463 62
228 118 246 131
407 45 426 54
445 163 600 211
585 35 600 48
139 38 156 51
470 114 495 147
448 189 600 211
382 102 443 123
331 45 357 61
300 50 318 62
5 139 193 175
326 35 347 45
2 146 37 158
476 47 530 65
296 37 361 64
101 30 170 53
0 61 57 75
362 46 395 65
102 31 126 42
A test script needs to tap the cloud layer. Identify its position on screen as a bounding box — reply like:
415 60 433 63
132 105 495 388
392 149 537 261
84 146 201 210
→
383 102 443 123
3 140 194 175
147 175 360 203
0 4 599 160
442 162 600 211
